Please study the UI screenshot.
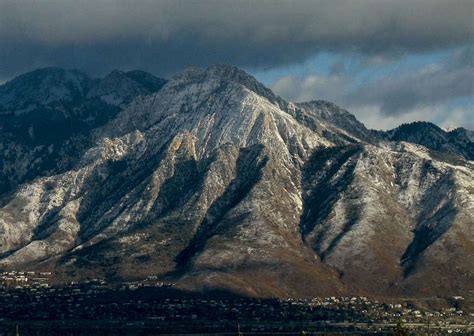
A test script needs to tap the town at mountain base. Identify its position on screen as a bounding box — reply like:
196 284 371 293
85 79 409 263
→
0 65 472 299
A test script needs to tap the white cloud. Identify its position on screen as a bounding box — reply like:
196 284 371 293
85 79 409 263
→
272 74 347 103
439 107 474 131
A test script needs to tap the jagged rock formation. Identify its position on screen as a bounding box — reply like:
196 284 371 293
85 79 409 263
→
0 65 472 299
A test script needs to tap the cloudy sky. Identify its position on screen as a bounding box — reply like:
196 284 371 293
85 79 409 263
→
1 0 473 129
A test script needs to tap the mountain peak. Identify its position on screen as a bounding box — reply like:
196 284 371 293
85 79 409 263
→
125 70 167 93
206 64 252 81
449 127 474 142
169 64 286 110
0 67 168 110
207 64 283 104
172 64 255 84
86 69 166 106
0 67 92 108
384 121 473 160
103 69 128 79
295 100 372 142
301 99 339 109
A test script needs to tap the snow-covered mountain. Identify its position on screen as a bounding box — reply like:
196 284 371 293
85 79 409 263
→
0 67 166 196
0 65 472 299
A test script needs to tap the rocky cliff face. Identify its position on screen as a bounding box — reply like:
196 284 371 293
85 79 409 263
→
0 65 472 299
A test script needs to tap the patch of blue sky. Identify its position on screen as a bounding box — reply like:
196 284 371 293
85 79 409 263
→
249 52 337 85
252 48 455 87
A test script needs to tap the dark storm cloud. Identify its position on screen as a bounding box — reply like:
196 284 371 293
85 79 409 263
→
0 0 473 79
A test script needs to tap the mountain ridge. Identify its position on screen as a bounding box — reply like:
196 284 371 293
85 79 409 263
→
0 65 472 299
0 67 167 197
